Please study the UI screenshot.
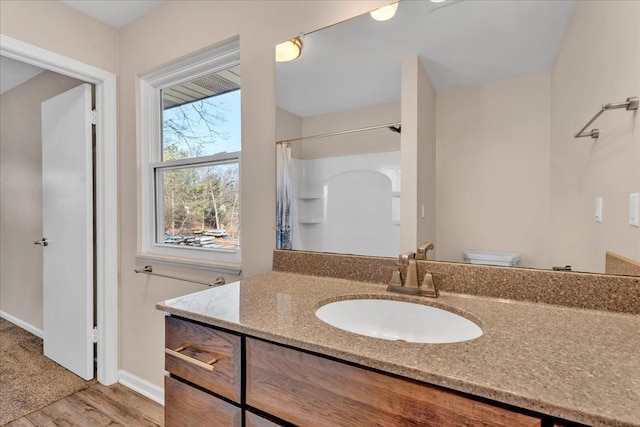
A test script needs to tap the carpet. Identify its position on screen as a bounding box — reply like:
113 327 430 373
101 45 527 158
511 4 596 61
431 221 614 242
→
0 317 93 425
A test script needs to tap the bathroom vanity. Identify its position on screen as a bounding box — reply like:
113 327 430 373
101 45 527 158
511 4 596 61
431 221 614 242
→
164 315 540 427
157 260 640 427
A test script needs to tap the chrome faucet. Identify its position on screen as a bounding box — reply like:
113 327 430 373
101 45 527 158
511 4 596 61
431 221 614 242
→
387 251 439 298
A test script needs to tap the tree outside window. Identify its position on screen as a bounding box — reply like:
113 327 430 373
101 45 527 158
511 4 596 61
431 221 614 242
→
157 71 241 251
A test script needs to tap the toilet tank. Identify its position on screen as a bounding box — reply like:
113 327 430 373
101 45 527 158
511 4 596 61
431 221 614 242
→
463 250 520 267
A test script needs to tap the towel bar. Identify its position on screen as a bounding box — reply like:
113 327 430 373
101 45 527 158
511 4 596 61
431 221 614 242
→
134 265 225 287
575 96 638 139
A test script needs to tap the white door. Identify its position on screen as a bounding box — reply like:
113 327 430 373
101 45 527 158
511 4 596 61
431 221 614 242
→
40 83 94 380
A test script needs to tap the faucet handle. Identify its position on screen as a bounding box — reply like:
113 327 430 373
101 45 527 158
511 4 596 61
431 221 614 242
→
398 251 416 265
389 269 402 286
420 272 439 298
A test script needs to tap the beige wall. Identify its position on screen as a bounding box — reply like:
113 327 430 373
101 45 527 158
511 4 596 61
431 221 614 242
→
300 101 400 159
401 56 436 253
436 72 551 268
550 0 640 273
414 58 437 256
118 0 389 391
0 1 118 74
275 107 303 158
0 71 84 329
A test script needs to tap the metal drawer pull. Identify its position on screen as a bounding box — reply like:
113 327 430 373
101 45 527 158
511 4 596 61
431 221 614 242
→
165 345 218 372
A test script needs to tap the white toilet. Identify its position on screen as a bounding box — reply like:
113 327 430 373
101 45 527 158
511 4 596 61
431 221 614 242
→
463 250 520 267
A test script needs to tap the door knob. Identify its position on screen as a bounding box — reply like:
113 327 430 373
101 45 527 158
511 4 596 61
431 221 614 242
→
34 238 48 247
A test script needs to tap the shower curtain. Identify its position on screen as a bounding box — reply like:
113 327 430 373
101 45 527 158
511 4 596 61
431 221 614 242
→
276 142 293 249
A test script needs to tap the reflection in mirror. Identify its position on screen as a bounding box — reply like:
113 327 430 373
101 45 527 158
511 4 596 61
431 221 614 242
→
277 124 400 257
275 0 640 276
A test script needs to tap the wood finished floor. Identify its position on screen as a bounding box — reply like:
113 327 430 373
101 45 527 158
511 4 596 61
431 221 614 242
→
5 383 163 427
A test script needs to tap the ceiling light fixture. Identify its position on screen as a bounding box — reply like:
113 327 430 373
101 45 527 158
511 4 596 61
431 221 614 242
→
276 37 303 62
370 2 399 21
430 0 447 3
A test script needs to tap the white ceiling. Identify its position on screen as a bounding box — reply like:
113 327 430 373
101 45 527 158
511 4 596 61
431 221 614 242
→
62 0 166 28
276 0 576 118
0 56 45 95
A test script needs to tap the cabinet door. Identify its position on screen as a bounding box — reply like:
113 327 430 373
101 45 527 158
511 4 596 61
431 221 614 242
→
165 375 241 427
246 338 541 427
245 411 283 427
165 316 242 402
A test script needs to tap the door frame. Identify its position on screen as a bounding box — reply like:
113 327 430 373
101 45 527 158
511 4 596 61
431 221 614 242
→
0 35 119 385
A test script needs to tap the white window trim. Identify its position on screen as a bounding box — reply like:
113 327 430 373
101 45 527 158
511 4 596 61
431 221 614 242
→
138 39 241 272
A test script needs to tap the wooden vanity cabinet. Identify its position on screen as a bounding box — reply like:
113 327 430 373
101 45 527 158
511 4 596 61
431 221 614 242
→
245 411 284 427
164 317 243 427
165 375 242 426
165 316 242 402
165 316 543 427
245 338 540 427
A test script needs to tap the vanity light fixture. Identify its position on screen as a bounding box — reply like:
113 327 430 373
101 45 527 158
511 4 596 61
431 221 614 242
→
276 37 303 62
370 2 399 21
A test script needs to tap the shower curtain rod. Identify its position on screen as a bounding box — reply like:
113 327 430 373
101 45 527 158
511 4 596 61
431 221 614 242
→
276 121 401 145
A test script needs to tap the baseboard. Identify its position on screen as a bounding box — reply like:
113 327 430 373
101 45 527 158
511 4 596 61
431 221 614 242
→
0 311 43 338
118 370 164 406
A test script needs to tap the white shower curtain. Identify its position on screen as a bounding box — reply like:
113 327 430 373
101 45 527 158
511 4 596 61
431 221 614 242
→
276 142 293 249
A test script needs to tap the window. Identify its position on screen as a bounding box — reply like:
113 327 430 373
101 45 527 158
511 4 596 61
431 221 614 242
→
157 74 240 250
140 41 241 270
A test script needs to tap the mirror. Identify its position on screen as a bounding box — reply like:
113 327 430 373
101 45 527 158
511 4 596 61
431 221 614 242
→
275 0 640 276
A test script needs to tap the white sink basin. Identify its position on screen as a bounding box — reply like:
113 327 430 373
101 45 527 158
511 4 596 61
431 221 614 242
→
315 299 482 344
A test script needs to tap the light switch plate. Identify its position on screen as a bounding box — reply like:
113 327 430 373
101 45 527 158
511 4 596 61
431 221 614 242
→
630 193 639 227
595 197 603 223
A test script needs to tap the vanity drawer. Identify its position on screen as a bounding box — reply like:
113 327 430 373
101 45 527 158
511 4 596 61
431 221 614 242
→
165 316 241 403
246 338 541 427
165 375 241 427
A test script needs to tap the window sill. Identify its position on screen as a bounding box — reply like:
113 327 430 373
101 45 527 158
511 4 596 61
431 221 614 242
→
135 253 242 276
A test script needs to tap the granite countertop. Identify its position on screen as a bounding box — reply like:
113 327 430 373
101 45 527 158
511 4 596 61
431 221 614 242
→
157 271 640 427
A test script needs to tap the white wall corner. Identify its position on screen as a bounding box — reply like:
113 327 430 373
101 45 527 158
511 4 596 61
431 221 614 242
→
0 311 44 338
118 370 165 406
